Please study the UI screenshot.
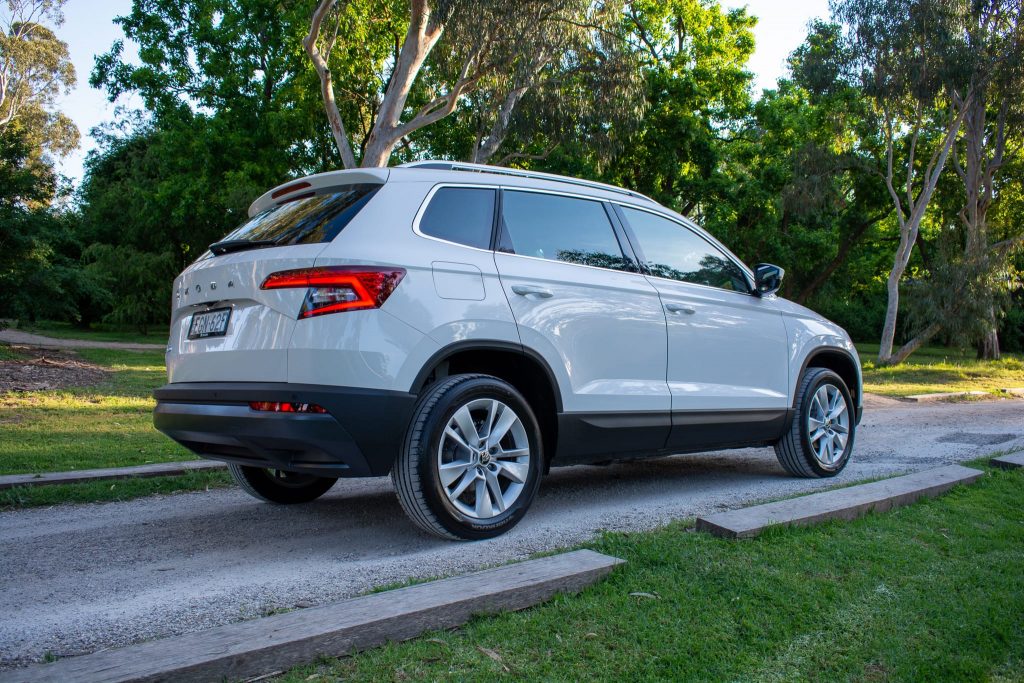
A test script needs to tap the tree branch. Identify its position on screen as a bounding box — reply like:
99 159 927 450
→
304 0 358 169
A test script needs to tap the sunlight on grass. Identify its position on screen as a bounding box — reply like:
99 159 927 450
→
0 348 191 474
856 344 1024 397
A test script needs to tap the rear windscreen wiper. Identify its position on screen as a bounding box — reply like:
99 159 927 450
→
208 239 279 255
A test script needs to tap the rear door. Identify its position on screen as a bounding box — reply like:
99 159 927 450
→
615 205 789 448
493 189 670 458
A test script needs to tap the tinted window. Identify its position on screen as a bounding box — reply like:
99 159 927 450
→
500 191 632 271
215 184 380 251
419 187 495 249
621 207 751 293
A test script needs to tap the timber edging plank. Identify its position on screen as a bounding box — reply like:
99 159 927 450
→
0 549 624 683
695 464 985 539
990 452 1024 470
0 460 225 490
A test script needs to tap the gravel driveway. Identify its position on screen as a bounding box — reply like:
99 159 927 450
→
1 397 1022 669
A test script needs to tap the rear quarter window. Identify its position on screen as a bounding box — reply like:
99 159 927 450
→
418 187 496 250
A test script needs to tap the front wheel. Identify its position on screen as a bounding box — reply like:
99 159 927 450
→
228 464 337 504
393 374 543 540
774 368 855 477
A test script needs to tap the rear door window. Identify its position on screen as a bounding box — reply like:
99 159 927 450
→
620 206 751 293
418 187 496 249
499 190 633 272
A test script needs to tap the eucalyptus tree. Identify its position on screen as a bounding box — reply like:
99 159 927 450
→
0 0 77 168
833 0 1023 364
305 0 641 168
948 0 1024 358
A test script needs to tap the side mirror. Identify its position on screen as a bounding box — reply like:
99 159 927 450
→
755 263 784 297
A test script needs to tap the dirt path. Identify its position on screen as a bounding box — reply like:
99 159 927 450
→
1 399 1021 669
0 329 164 351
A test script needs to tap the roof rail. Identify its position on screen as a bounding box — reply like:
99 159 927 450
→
399 160 655 203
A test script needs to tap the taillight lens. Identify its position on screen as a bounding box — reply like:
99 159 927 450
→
249 401 328 414
260 266 406 318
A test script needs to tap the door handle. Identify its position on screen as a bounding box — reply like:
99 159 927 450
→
665 303 696 315
511 285 554 299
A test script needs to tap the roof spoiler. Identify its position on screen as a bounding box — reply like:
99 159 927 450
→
247 168 390 218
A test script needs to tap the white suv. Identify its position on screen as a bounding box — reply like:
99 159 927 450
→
155 161 862 540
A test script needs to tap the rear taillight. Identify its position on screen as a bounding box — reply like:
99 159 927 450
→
249 401 328 414
260 266 406 318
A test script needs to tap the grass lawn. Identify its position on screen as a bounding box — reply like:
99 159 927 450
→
857 342 1024 398
0 348 192 474
11 320 168 345
282 462 1024 682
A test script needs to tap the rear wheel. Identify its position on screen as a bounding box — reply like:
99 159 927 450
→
774 367 855 477
393 374 543 540
228 464 337 504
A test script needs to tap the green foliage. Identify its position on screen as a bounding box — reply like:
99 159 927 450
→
0 0 80 158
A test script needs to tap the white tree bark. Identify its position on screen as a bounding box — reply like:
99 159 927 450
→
877 98 971 365
303 0 357 169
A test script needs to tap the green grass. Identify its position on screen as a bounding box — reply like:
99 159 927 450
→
13 320 168 345
857 343 1024 398
281 465 1024 682
0 348 193 475
0 470 232 509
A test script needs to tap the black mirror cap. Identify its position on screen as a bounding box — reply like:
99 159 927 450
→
755 263 785 296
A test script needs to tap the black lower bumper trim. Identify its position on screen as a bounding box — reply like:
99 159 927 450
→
153 382 417 478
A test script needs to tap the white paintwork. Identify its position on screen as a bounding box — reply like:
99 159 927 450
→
166 162 862 425
653 279 790 411
494 252 670 413
247 168 389 217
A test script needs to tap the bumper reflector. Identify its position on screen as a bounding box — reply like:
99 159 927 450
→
249 401 328 414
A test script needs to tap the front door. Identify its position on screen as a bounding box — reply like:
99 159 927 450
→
494 189 671 459
616 205 790 449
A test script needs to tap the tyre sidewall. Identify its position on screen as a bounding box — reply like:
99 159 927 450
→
232 465 336 504
412 377 543 540
797 369 856 477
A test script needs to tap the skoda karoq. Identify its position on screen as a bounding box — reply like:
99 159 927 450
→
154 161 863 540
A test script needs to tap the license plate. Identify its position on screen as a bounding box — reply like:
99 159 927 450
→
188 308 231 339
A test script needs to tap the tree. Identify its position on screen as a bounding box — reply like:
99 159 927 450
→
305 0 640 168
948 0 1024 358
0 0 78 160
833 0 1021 365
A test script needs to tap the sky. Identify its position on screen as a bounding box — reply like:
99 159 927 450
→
53 0 831 185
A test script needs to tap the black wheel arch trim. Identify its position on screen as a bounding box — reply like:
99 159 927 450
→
796 348 863 424
410 339 564 412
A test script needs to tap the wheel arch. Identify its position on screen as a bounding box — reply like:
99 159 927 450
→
798 348 862 417
411 341 562 468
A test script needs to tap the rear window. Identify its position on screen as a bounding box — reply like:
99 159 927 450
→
418 187 496 249
216 184 380 249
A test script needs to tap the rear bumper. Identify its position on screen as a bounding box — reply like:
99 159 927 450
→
153 382 417 478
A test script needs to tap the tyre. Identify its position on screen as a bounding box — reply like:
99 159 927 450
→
774 367 855 478
393 374 544 540
228 464 337 504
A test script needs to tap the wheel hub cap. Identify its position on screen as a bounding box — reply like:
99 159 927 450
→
807 383 850 469
436 398 531 520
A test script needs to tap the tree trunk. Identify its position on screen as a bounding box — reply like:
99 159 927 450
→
878 267 903 362
977 306 1000 360
877 101 970 364
881 321 942 366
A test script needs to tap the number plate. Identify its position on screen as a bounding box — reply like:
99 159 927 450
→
188 308 231 339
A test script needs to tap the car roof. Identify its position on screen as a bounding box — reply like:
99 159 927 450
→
248 162 661 217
